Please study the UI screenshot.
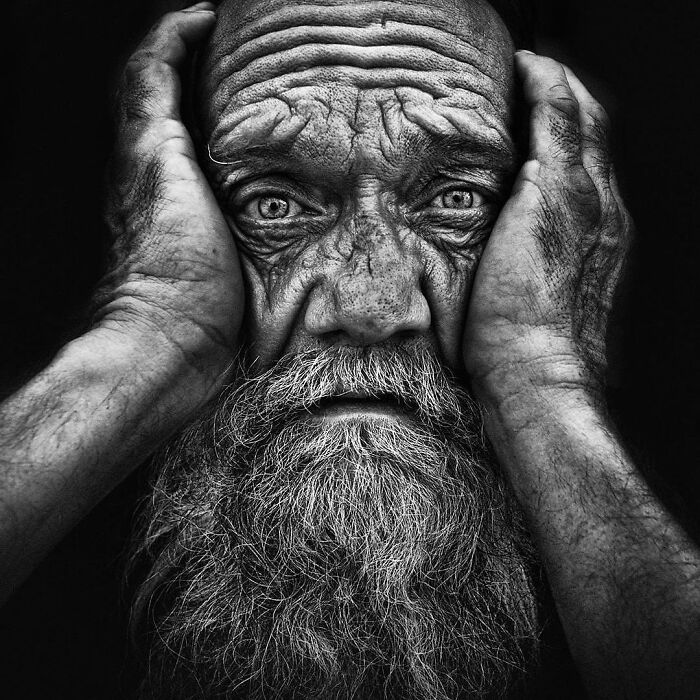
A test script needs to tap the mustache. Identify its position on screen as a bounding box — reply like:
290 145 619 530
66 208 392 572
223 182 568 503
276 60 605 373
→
222 342 478 434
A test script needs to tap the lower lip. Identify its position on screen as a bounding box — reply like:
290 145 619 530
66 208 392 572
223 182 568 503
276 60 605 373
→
313 399 408 422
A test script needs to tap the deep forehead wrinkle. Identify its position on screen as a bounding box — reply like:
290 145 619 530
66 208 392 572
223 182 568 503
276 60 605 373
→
217 46 502 105
215 1 508 52
215 38 497 96
215 22 500 84
202 0 513 124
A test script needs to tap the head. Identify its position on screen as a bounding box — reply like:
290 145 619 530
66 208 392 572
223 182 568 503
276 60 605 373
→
131 0 540 697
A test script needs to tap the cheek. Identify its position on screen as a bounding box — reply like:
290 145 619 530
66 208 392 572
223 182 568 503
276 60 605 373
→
239 246 319 366
421 242 482 368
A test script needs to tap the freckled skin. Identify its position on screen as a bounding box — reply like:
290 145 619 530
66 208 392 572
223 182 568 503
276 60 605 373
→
197 0 516 368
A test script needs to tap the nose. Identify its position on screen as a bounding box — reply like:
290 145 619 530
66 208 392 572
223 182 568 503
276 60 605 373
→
303 212 431 345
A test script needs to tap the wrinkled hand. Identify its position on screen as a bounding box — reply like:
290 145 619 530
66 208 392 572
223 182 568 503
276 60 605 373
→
465 52 633 405
97 3 242 393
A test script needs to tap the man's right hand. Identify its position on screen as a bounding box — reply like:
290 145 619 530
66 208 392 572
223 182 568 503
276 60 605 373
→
0 4 242 600
98 2 242 398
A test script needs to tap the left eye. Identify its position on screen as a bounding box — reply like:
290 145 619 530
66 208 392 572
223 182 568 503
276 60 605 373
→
243 195 303 220
430 188 484 210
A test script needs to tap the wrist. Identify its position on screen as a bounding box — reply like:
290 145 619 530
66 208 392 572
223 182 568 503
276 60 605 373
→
68 321 231 431
476 373 614 510
92 291 236 390
467 327 603 421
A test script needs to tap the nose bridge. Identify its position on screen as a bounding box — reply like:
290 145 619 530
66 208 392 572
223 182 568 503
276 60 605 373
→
305 208 431 344
340 210 414 305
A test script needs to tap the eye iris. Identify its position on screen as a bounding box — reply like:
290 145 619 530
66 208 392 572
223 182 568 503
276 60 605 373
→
258 197 289 219
442 190 474 209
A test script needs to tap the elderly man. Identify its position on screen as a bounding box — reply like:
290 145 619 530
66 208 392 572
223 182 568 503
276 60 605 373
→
1 0 699 697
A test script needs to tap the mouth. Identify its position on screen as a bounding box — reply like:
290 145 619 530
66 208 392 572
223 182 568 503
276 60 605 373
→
310 392 416 422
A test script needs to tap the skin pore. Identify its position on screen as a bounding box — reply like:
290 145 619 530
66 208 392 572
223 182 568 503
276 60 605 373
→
197 0 517 370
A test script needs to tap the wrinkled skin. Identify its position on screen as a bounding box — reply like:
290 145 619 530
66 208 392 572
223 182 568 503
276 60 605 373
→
196 0 517 369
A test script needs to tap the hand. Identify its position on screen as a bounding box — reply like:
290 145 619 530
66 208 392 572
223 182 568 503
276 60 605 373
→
97 3 242 395
464 52 633 406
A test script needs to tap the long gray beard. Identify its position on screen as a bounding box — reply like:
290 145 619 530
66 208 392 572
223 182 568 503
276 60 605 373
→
130 344 541 699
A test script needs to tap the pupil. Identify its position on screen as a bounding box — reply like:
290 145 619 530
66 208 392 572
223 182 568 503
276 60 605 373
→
443 190 472 208
259 197 289 218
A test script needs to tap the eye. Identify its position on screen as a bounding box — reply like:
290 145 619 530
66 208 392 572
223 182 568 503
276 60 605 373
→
243 195 303 220
429 188 485 210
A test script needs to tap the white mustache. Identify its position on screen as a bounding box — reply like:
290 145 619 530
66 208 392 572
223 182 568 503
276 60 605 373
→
223 343 477 434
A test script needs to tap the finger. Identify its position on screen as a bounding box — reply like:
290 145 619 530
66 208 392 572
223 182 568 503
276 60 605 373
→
515 51 582 167
561 65 613 184
118 4 216 125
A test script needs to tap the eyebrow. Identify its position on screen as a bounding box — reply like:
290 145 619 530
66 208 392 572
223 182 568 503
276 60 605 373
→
206 129 517 191
416 132 517 175
207 142 319 189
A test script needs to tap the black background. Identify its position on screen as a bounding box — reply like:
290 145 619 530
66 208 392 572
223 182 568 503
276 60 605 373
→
1 1 699 697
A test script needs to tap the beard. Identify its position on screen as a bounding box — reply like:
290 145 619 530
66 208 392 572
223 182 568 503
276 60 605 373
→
129 342 541 700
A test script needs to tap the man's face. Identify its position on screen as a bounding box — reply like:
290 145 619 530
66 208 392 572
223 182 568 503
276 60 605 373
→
199 0 517 369
132 2 538 698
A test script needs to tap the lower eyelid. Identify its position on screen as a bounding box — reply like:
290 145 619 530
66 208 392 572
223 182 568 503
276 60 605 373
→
421 208 490 221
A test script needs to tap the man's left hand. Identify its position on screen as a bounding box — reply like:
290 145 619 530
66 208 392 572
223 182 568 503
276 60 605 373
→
464 52 633 412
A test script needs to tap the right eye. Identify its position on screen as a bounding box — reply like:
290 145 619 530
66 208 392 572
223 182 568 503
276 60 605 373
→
242 195 304 220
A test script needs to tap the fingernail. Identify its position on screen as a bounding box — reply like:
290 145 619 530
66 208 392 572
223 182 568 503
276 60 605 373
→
517 49 536 56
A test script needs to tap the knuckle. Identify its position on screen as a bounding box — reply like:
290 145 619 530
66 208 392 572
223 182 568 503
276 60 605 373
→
127 48 159 68
546 91 580 121
118 83 158 122
566 167 601 218
154 11 179 33
568 165 596 197
139 11 181 51
117 61 171 123
588 112 611 150
535 104 581 159
606 204 627 236
589 101 611 129
123 51 167 86
129 129 162 159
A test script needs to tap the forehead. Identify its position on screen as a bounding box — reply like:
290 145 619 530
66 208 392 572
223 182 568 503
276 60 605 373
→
200 0 515 181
